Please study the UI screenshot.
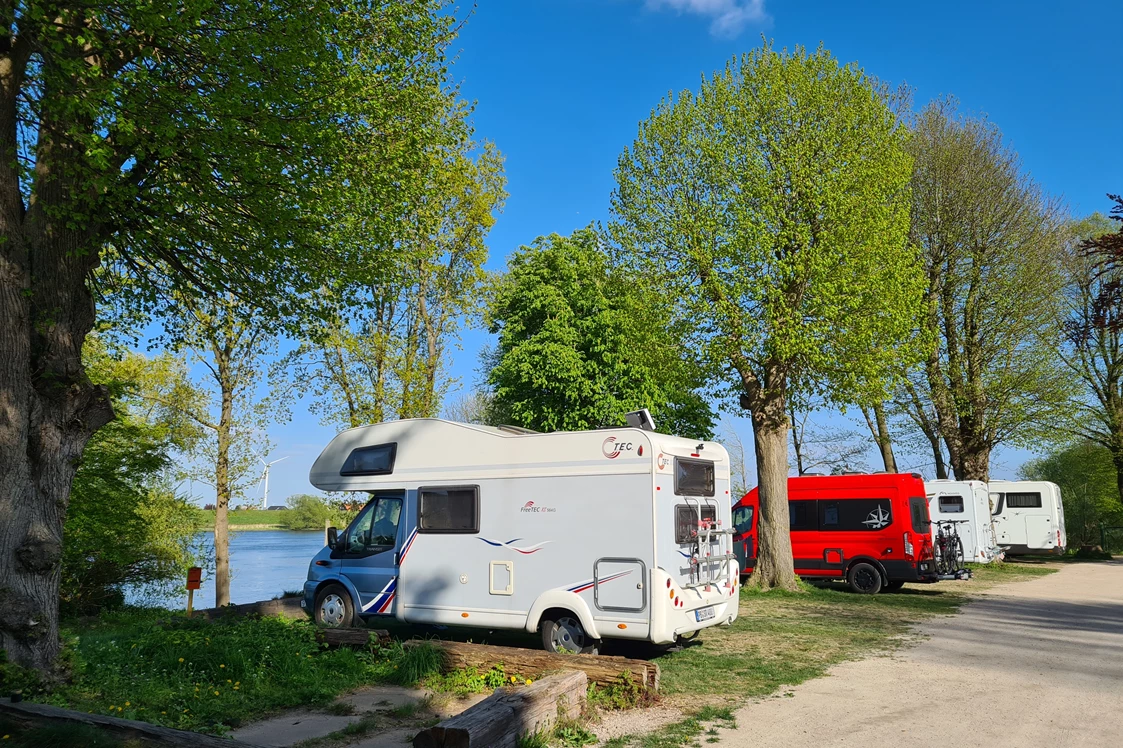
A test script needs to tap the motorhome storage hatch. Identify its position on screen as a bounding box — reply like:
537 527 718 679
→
300 418 740 653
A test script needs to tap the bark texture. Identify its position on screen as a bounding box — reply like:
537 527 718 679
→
0 48 114 669
742 363 799 591
861 402 898 473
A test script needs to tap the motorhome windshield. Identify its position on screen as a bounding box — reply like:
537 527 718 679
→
732 505 754 535
674 457 714 496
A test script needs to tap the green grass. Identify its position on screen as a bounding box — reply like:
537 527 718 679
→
193 509 293 528
0 719 127 748
33 609 410 735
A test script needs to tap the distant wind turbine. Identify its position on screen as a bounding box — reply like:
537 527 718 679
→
258 455 289 509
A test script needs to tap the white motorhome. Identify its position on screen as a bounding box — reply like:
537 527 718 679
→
300 418 740 653
925 480 1000 563
988 480 1066 555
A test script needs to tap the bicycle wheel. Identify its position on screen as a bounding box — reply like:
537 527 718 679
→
952 537 964 572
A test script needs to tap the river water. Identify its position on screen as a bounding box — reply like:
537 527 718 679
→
134 530 328 609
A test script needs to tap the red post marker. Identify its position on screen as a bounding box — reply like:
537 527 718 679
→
186 567 202 617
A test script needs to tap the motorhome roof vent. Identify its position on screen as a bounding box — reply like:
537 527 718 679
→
497 424 538 435
625 408 657 432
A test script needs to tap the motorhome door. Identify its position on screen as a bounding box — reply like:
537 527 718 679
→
340 491 404 616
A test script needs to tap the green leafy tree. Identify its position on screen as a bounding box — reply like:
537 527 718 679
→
611 45 920 590
63 339 205 615
1059 212 1123 503
1020 443 1123 548
900 98 1072 481
486 226 715 439
285 134 506 427
0 0 459 673
284 494 355 532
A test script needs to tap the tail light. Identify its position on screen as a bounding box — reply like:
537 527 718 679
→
903 532 914 559
1056 530 1061 546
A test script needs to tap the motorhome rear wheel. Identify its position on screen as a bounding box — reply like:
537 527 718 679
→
847 562 883 594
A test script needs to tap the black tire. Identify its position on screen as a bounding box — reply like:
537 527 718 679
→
541 613 599 654
951 538 965 571
847 562 883 594
883 580 906 592
314 583 355 628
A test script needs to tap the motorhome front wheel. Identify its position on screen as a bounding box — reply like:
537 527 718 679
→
541 614 599 655
315 584 355 628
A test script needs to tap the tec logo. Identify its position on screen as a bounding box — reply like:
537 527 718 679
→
602 436 634 459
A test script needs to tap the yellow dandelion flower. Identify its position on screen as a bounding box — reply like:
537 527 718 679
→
178 658 184 663
184 709 189 713
219 664 225 668
214 691 220 696
162 711 167 715
233 686 239 690
125 702 130 707
109 705 115 710
227 679 232 683
235 681 240 686
117 707 123 712
2 735 8 740
510 676 516 683
525 679 532 685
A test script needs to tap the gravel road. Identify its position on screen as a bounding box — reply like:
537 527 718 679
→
716 561 1123 748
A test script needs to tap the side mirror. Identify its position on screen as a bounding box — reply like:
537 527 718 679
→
327 527 339 550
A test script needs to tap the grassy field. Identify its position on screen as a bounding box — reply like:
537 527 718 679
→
193 508 294 528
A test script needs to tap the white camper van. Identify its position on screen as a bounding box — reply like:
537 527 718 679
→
301 418 740 653
989 480 1066 556
925 480 1000 563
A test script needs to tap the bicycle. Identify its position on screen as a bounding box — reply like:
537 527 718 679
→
933 520 969 575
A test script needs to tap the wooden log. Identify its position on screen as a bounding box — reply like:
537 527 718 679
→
193 597 305 621
413 670 587 748
404 639 659 691
314 627 392 648
0 698 265 747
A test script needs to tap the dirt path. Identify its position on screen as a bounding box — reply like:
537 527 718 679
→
715 561 1123 747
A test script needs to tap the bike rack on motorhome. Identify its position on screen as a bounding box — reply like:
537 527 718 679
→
300 416 740 653
926 479 1002 564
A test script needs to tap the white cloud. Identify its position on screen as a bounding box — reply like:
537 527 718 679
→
645 0 768 37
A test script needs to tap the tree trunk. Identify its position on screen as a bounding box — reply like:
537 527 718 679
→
745 375 798 591
958 444 989 482
0 237 114 673
1113 447 1123 508
788 402 805 475
213 354 234 608
861 402 897 473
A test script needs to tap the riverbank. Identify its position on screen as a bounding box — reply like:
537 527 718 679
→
193 508 297 530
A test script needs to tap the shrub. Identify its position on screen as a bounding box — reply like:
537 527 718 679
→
284 494 350 530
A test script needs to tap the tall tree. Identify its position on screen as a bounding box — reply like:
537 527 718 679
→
170 294 280 607
0 0 458 673
1059 211 1123 503
859 402 898 472
486 226 716 439
612 45 921 590
904 98 1071 481
286 136 506 428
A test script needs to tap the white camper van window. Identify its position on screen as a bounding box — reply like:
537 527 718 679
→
1006 492 1042 508
340 443 396 476
676 505 717 544
937 495 965 513
674 458 715 497
346 497 402 553
419 486 479 533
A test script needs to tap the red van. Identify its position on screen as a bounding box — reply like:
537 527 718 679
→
732 473 938 593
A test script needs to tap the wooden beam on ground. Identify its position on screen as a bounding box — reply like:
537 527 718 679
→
412 670 587 748
193 597 305 621
0 698 265 747
404 639 659 691
315 627 392 648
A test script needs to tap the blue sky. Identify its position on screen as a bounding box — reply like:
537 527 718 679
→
221 0 1123 505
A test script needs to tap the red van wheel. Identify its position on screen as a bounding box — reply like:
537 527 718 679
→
847 563 883 594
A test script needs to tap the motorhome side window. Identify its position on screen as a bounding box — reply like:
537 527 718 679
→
910 497 930 534
340 443 396 476
732 505 754 536
674 458 715 496
419 486 479 533
817 499 893 531
675 505 717 543
346 496 402 553
937 495 965 513
789 500 816 531
1005 492 1042 508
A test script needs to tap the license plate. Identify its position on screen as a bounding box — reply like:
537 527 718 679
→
694 606 715 622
